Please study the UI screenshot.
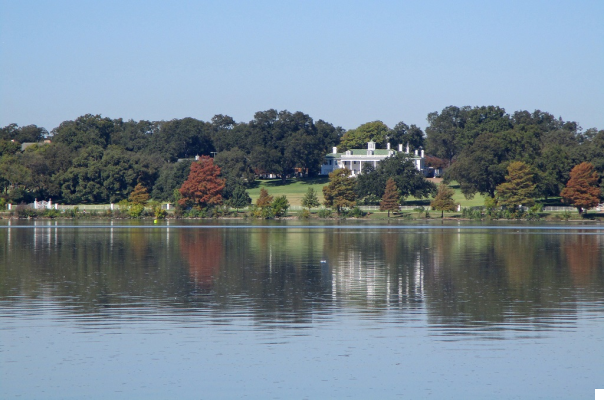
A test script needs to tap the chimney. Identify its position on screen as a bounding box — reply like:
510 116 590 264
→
421 149 425 158
332 147 337 154
387 143 391 150
406 143 410 153
398 144 403 152
414 149 418 156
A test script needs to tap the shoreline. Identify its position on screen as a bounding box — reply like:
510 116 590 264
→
1 214 602 225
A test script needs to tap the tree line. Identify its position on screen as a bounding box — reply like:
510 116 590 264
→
1 106 603 213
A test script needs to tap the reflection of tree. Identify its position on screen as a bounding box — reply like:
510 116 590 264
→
498 233 534 290
565 234 601 287
2 225 604 331
180 230 223 289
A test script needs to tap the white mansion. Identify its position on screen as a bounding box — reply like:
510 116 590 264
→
320 141 426 176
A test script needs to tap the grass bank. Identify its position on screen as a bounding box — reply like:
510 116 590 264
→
247 177 329 206
246 177 487 208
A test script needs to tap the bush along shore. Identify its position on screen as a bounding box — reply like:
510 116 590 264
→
2 203 603 222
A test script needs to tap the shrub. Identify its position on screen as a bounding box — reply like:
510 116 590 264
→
42 208 61 218
461 207 483 220
349 207 366 218
317 208 332 218
414 206 430 219
297 209 311 220
68 207 80 218
128 203 145 218
16 204 37 219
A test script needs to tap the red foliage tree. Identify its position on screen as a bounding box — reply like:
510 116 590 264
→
380 178 400 217
179 156 226 208
560 162 601 215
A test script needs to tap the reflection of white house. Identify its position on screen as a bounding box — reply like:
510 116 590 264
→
320 141 425 176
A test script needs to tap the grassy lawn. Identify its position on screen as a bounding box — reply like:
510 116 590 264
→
447 182 488 207
246 177 489 208
247 177 329 206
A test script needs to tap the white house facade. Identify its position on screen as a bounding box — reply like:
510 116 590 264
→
321 141 426 176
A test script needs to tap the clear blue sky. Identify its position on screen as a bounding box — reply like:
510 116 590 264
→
1 0 603 132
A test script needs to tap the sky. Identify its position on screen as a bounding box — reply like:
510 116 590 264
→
1 0 603 132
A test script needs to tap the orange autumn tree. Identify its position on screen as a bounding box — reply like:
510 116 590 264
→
128 183 150 205
560 162 601 216
380 178 400 218
179 156 226 209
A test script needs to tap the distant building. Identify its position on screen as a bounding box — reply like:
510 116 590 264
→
21 139 51 151
320 141 426 176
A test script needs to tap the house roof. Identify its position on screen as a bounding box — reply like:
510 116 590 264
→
325 153 342 159
344 149 391 156
325 149 420 158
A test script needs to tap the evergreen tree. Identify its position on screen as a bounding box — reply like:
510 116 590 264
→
128 183 149 205
560 162 601 215
380 178 400 217
430 182 457 218
272 195 290 218
301 187 320 211
226 184 251 210
496 161 537 208
323 168 356 214
178 156 225 208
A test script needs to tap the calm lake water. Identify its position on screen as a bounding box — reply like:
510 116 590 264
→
1 220 603 399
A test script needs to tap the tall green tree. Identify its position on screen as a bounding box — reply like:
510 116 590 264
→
214 148 256 196
390 122 424 151
445 126 541 199
0 123 48 143
148 117 214 162
338 121 390 151
301 187 320 211
52 114 115 150
152 160 192 202
248 110 326 181
426 105 512 167
425 106 468 166
0 154 32 202
226 184 251 210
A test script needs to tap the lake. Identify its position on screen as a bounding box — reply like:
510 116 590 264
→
1 220 603 399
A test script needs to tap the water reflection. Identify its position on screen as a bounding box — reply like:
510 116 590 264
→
1 224 603 334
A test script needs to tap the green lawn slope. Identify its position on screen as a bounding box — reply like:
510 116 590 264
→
245 177 488 208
